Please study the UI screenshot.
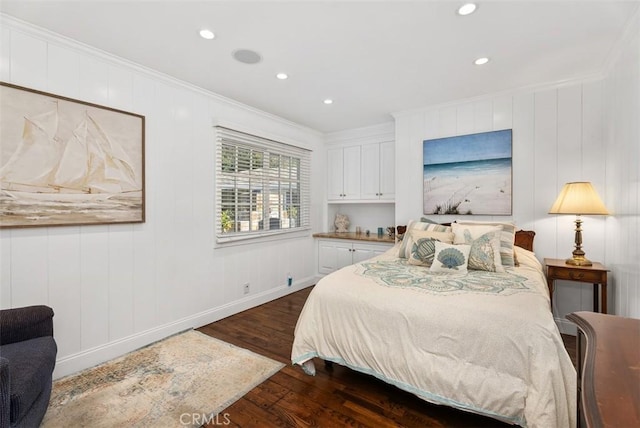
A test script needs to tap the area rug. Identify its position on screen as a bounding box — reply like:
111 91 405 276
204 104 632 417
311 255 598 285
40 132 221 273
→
42 330 284 427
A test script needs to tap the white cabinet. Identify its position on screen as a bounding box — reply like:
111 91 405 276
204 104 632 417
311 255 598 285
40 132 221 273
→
317 239 393 275
327 145 361 201
328 141 394 202
360 141 395 201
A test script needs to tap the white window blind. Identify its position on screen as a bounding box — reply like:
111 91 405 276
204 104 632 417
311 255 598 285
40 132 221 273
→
215 126 311 243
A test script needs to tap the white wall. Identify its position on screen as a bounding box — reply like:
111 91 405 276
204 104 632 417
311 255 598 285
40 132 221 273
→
0 16 325 378
603 10 640 318
393 78 612 332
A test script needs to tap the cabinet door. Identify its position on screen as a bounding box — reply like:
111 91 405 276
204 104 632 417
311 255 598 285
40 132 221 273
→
360 143 381 200
378 141 395 200
352 242 392 264
318 240 356 274
342 146 361 200
327 148 345 200
351 246 375 264
336 244 354 270
318 240 338 274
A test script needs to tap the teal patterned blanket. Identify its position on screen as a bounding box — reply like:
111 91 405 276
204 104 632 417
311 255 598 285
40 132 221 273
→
356 258 533 296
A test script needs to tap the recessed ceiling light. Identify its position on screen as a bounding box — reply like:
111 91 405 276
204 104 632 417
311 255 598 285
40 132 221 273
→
458 3 477 16
276 73 289 80
474 57 489 65
323 99 333 105
232 49 262 64
199 29 215 40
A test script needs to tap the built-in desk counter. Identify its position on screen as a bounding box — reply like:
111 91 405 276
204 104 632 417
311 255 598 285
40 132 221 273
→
312 232 395 244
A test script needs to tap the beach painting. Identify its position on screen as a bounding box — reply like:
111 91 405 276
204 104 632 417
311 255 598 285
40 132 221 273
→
0 82 145 228
423 129 512 216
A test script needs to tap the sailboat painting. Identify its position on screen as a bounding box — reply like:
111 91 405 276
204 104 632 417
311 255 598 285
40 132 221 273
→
0 82 145 228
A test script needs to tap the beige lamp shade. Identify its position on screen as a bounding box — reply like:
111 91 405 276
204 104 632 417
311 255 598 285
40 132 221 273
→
549 182 609 215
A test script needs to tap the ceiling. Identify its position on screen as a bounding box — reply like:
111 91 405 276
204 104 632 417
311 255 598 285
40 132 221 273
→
1 1 637 133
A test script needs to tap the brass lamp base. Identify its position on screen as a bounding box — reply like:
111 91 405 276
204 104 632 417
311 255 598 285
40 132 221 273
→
566 216 592 266
565 255 593 267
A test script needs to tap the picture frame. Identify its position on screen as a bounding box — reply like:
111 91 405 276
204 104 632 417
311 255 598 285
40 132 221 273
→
423 129 512 216
0 82 145 228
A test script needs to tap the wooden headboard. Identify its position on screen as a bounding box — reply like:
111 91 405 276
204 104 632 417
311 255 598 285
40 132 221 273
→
514 230 535 252
396 225 536 252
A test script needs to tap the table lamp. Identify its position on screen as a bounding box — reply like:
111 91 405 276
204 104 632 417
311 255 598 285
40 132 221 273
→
549 182 609 266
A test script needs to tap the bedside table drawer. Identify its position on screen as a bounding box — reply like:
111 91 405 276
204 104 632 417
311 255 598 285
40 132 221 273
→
548 267 606 283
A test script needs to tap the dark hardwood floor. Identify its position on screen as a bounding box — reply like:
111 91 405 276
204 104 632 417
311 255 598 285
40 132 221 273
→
198 286 577 428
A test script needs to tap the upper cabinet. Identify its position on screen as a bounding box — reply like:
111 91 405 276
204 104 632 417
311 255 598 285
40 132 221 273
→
328 145 361 201
361 141 395 201
328 141 394 203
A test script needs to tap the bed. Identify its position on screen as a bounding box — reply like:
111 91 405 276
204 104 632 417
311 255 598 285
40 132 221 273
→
291 222 576 428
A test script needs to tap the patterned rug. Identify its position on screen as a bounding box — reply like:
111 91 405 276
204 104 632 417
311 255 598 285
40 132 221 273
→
42 330 284 427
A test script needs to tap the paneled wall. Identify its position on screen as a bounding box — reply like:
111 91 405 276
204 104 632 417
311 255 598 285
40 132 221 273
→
603 11 640 318
393 8 640 323
393 79 611 332
0 16 325 377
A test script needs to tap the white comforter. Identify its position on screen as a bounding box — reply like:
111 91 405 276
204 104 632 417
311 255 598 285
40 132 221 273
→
291 245 576 428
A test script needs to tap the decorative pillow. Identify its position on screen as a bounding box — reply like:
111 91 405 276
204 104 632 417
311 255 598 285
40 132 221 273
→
398 220 453 258
402 229 454 259
406 229 454 266
430 242 471 273
451 224 504 272
451 223 501 243
407 237 438 266
466 231 505 272
456 221 517 267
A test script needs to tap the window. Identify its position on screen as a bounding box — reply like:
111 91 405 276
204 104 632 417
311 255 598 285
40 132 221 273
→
215 126 311 243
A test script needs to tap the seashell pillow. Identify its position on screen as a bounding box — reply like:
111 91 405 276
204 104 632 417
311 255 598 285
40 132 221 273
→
456 220 517 267
408 237 439 266
402 229 454 260
452 225 504 273
430 242 471 273
398 220 453 258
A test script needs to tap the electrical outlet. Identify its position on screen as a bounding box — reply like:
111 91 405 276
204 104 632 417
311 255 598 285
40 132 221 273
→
243 282 250 294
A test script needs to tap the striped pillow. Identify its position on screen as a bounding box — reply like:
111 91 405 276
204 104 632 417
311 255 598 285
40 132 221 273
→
456 221 517 267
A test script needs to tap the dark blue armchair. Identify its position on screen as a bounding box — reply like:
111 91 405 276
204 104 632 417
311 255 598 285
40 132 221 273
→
0 306 57 428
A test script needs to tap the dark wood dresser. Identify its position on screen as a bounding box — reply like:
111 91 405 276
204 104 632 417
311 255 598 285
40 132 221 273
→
566 311 640 428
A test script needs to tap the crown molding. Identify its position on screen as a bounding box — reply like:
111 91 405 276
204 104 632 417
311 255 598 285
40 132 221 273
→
324 121 395 146
391 70 606 120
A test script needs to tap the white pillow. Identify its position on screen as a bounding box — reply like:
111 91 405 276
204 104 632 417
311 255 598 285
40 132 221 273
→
456 220 517 267
452 223 502 244
452 224 504 272
430 242 471 273
467 231 505 272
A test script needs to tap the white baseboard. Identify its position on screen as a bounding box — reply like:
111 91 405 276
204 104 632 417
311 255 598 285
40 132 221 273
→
53 276 318 379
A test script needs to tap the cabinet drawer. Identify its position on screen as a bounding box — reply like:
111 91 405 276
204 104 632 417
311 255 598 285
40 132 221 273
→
548 267 606 283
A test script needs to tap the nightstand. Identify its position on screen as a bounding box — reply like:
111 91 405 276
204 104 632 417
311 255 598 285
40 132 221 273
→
544 258 609 314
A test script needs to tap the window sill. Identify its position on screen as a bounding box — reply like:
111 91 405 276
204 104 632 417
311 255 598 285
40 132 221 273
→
214 227 312 248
